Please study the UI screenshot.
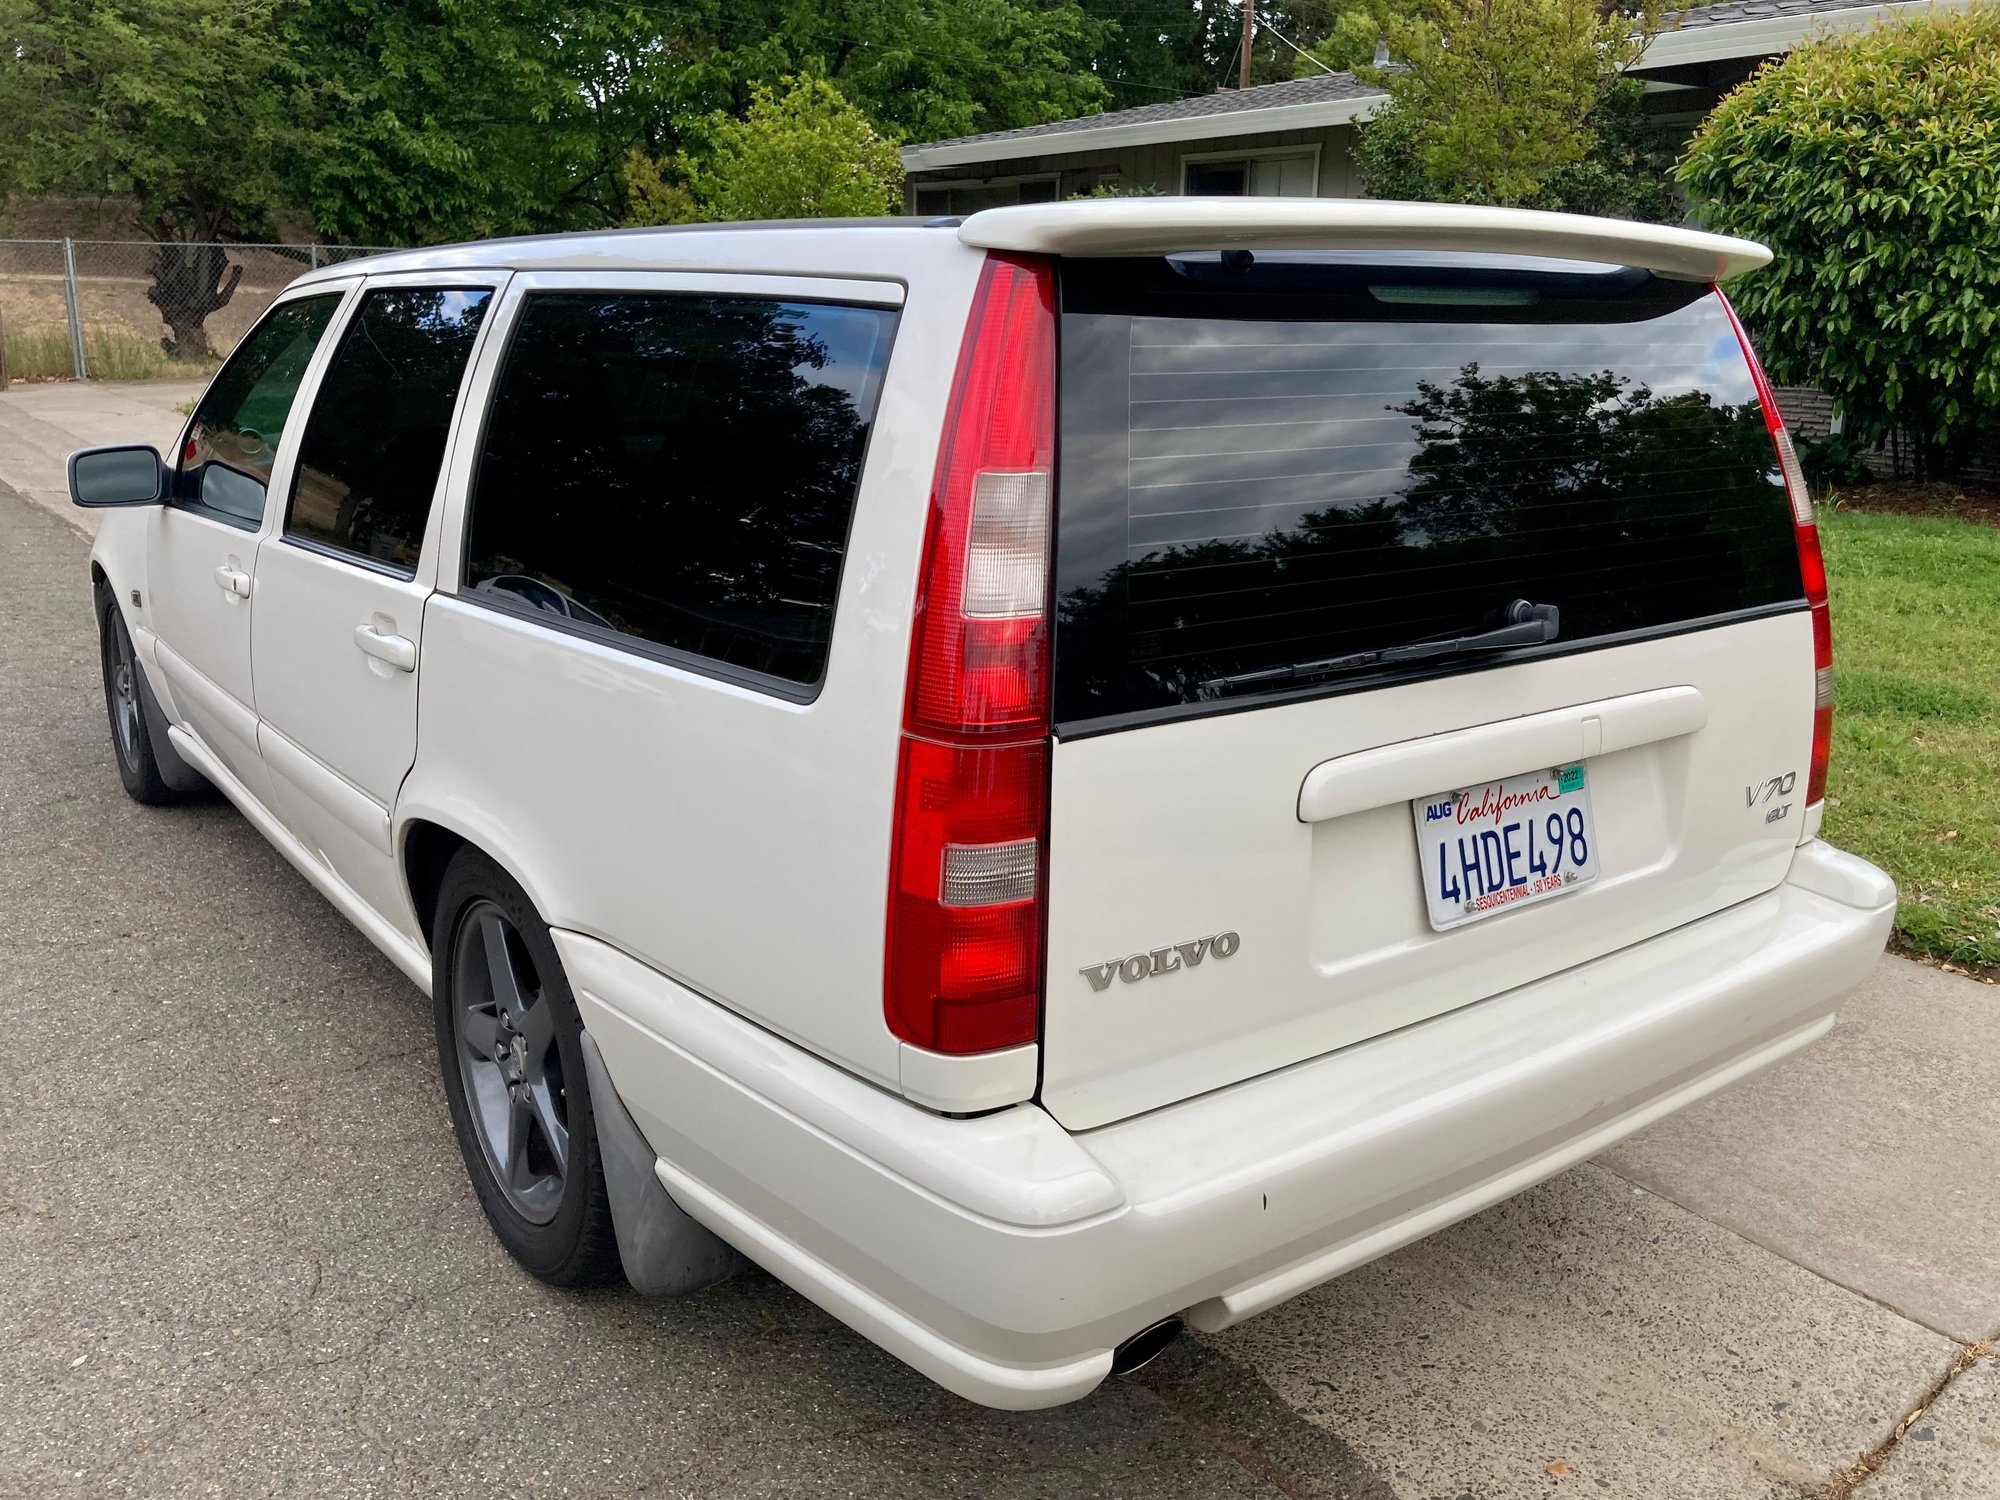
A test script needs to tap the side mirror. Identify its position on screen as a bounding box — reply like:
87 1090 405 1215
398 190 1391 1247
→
69 445 167 508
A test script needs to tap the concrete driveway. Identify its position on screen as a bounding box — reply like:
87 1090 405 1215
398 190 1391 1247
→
0 378 204 532
1 383 1995 1499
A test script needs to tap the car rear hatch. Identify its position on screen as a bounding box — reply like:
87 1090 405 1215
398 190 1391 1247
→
1017 224 1821 1130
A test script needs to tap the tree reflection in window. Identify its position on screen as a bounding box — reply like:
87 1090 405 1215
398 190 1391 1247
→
467 294 895 690
1055 362 1798 721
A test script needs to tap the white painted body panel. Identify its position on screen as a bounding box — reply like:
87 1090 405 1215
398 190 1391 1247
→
77 213 1899 1411
250 536 429 929
113 278 361 804
571 840 1892 1408
405 262 956 1089
1041 612 1817 1129
143 508 268 798
249 271 509 937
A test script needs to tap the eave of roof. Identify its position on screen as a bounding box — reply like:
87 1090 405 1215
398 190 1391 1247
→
900 0 1974 174
1638 0 1965 69
901 75 1386 172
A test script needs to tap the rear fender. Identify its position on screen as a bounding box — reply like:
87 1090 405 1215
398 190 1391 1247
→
390 791 566 954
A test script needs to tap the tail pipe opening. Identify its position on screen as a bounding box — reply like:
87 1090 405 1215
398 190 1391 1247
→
1110 1316 1186 1376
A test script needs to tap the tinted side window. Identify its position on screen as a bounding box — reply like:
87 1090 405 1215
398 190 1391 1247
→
179 296 342 526
286 287 491 572
465 292 896 692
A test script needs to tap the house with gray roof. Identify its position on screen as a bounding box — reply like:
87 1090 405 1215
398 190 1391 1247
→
900 0 1971 214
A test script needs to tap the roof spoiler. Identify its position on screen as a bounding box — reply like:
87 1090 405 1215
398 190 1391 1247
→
957 199 1770 283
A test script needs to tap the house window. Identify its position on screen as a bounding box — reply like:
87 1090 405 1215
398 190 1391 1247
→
1182 148 1318 197
912 176 1060 215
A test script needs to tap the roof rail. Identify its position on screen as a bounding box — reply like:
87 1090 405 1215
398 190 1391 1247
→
958 199 1769 282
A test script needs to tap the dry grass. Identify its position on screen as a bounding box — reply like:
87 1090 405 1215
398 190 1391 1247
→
3 325 216 382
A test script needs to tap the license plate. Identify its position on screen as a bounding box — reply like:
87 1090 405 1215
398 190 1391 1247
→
1411 764 1600 930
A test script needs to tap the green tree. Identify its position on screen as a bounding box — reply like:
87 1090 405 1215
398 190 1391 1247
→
645 0 1110 148
1080 0 1217 109
677 77 903 222
1355 0 1664 207
0 0 294 355
274 0 667 245
1359 77 1679 220
1678 5 2000 478
1295 0 1397 74
0 0 674 349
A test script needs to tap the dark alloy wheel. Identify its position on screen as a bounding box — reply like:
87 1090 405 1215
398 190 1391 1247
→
450 900 570 1224
97 593 195 805
431 849 621 1286
104 606 144 772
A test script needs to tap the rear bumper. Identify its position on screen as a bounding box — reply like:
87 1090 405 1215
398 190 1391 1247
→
561 839 1894 1410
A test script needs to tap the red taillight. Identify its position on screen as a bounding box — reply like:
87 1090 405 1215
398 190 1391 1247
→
1718 289 1833 810
886 255 1056 1054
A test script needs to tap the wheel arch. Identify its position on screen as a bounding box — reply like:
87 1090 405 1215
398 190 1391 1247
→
396 808 562 958
85 506 151 621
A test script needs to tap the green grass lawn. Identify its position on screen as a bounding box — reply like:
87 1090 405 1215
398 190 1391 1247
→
1818 503 2000 969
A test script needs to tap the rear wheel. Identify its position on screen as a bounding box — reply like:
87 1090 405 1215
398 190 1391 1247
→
432 849 621 1286
97 595 187 805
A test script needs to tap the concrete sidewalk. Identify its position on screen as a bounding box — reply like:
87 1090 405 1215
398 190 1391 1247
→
0 378 201 536
1 387 1995 1498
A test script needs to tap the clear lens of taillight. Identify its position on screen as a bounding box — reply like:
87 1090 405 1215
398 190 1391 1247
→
1717 288 1833 812
963 472 1050 619
886 254 1056 1055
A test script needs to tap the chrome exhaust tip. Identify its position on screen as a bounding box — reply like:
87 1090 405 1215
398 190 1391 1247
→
1109 1316 1185 1376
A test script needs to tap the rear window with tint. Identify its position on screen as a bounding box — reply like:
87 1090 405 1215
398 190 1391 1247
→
1053 255 1804 731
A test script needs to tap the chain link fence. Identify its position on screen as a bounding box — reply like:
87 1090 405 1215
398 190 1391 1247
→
0 238 390 384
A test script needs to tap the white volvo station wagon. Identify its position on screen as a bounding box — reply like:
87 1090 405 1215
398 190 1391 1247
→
71 200 1895 1408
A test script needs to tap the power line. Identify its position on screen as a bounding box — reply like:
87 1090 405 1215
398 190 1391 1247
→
1259 15 1340 74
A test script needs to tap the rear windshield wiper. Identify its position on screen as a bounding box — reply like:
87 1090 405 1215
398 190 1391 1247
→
1200 600 1560 695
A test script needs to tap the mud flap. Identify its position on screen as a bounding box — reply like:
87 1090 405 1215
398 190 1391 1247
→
133 650 210 794
580 1030 741 1296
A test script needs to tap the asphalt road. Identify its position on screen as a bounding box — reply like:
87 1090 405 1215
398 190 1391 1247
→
1 468 1994 1500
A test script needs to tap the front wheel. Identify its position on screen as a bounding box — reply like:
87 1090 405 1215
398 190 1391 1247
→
97 594 193 805
432 849 621 1287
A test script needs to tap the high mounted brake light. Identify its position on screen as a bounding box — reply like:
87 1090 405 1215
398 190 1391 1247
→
886 255 1056 1055
1718 289 1833 814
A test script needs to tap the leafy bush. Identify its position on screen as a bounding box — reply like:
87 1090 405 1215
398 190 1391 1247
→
1679 7 2000 479
1797 432 1874 492
1069 180 1163 199
678 77 904 223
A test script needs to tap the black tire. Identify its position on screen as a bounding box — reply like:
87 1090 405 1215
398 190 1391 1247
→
97 591 190 806
431 848 621 1287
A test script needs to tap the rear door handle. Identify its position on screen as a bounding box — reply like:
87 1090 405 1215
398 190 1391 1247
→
353 622 417 672
213 563 251 598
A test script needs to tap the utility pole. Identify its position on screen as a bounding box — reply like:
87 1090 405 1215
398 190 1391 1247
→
1239 0 1256 89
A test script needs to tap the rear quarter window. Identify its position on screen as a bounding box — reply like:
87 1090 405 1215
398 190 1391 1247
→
1053 255 1803 731
463 292 896 696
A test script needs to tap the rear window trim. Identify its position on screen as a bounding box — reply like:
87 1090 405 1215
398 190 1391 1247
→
454 583 828 704
1051 598 1809 742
